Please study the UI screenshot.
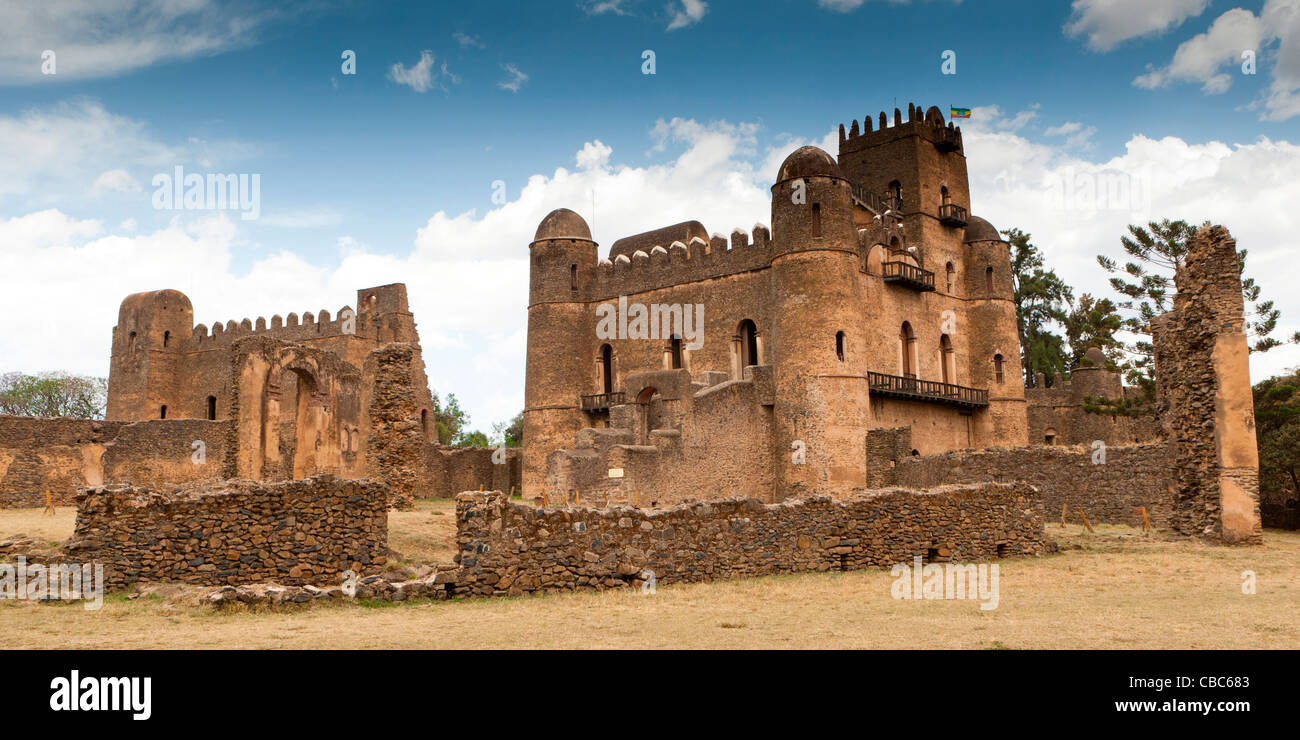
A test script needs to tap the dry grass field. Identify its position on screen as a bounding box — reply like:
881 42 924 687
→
2 500 1298 649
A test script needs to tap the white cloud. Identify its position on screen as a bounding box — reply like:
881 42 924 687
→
452 31 484 48
1132 8 1267 93
1044 120 1098 149
0 0 268 84
1065 0 1210 51
1130 1 1300 120
388 50 459 93
91 169 142 194
583 0 632 15
667 0 708 30
498 63 529 93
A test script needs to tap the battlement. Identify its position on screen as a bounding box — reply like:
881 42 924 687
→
592 223 773 299
838 102 963 156
186 305 372 348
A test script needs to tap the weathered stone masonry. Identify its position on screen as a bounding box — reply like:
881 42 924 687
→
62 474 388 590
450 483 1044 597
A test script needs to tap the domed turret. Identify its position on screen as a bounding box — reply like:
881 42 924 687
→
533 208 592 242
963 215 1002 243
776 146 844 182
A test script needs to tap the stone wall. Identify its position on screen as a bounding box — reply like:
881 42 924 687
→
62 475 388 590
887 443 1174 527
0 416 229 507
1152 225 1261 543
450 482 1044 596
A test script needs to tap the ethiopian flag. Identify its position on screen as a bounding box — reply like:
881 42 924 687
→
950 107 971 119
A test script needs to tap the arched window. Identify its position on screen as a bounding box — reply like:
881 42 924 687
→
994 353 1005 385
163 330 170 348
600 343 613 394
420 408 431 440
1044 428 1058 446
940 185 951 205
887 179 902 208
939 334 954 384
899 322 917 378
570 264 578 291
206 395 217 420
811 203 822 238
669 335 683 369
985 266 994 293
835 331 846 362
739 320 758 367
889 235 901 250
945 262 955 293
159 405 167 419
128 331 137 353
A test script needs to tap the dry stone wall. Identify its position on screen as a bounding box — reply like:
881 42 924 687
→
451 483 1044 597
62 474 388 590
887 443 1173 527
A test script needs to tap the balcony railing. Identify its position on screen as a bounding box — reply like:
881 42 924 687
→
867 371 988 408
580 391 625 412
938 203 968 227
881 260 936 292
849 184 903 216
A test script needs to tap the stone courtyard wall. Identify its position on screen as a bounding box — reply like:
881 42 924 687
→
62 474 388 589
451 482 1044 597
887 443 1174 527
0 416 229 507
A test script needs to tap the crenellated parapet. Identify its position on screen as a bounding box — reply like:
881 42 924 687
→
592 223 773 299
187 305 369 349
838 102 963 157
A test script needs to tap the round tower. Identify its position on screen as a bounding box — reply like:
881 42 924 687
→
522 209 598 497
767 147 872 497
106 289 194 421
961 216 1027 446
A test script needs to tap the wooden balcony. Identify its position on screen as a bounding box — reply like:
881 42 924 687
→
580 391 625 412
881 260 936 292
867 371 988 408
849 184 903 216
938 203 968 227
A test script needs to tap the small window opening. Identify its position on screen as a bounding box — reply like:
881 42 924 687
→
159 405 167 419
835 331 845 362
206 395 217 420
811 203 822 237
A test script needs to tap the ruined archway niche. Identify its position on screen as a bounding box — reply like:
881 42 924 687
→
230 338 364 482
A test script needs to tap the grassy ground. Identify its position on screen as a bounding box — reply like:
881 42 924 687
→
1 502 1297 649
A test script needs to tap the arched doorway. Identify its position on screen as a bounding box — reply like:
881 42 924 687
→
738 319 758 368
599 343 613 394
939 334 954 384
899 322 917 379
635 386 659 445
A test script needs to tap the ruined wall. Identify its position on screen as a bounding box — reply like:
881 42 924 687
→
887 443 1174 528
451 483 1044 596
0 416 229 507
431 447 521 498
63 475 388 590
1152 225 1261 544
1024 357 1161 447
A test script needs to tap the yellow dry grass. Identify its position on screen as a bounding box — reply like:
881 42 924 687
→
2 503 1297 649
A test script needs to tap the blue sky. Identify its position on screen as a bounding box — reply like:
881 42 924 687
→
1 0 1298 436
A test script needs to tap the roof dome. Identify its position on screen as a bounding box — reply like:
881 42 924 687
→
777 146 843 181
533 208 592 242
1081 347 1108 368
963 215 1002 243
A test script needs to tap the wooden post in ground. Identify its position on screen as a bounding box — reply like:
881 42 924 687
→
1076 508 1093 533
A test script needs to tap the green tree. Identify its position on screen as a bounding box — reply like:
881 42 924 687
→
1097 219 1297 386
0 372 107 418
1005 228 1074 387
1063 294 1125 371
430 391 469 445
454 429 491 448
1253 370 1300 526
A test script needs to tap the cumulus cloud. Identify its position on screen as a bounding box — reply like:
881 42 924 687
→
0 0 270 84
91 169 142 194
1128 1 1300 120
388 50 459 93
1044 121 1098 149
667 0 708 30
498 63 528 93
1065 0 1210 51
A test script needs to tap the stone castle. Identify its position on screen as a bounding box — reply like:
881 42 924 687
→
0 103 1264 597
527 104 1028 504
